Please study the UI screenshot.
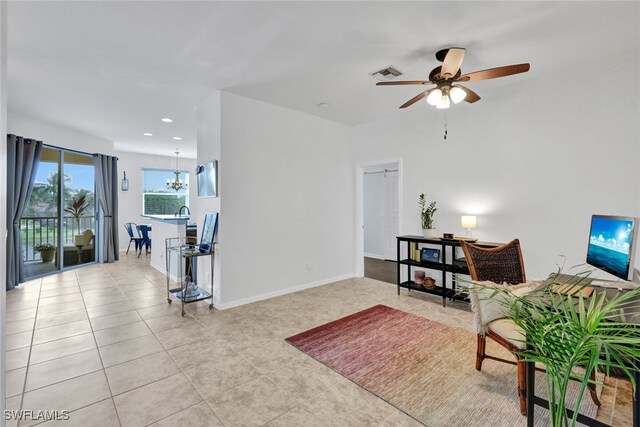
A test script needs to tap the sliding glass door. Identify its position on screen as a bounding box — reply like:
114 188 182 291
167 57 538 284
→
21 147 97 279
62 152 96 269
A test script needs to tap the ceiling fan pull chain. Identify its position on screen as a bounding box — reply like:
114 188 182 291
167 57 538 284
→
443 114 448 141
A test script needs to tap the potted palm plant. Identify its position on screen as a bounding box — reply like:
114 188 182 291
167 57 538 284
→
64 194 88 244
418 193 437 238
472 272 640 427
35 243 56 263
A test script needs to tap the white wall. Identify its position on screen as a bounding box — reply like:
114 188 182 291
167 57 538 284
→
192 91 221 303
363 173 384 258
116 150 197 252
8 111 115 155
217 92 354 307
1 0 8 418
352 50 640 280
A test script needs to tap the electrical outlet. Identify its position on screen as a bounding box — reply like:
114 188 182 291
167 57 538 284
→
304 263 310 274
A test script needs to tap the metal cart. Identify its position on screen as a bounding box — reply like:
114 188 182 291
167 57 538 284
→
165 237 215 316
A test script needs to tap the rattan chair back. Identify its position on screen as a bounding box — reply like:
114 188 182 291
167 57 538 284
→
461 239 526 285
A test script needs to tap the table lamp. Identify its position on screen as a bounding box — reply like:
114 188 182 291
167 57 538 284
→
461 215 477 238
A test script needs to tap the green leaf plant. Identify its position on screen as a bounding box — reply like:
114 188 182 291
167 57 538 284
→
63 194 88 234
464 269 640 427
418 193 437 229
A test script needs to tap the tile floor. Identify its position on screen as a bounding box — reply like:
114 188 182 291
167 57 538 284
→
4 254 633 426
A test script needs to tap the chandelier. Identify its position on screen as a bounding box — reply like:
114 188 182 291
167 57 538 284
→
166 149 188 191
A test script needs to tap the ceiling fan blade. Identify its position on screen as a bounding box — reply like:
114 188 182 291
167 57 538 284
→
376 80 432 86
441 48 466 79
399 90 431 109
459 63 530 82
456 84 481 103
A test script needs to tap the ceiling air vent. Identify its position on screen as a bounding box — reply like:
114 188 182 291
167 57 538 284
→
370 66 403 81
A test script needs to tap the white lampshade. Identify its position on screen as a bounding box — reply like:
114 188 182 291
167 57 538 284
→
436 94 450 109
426 88 443 106
461 215 477 229
449 86 467 104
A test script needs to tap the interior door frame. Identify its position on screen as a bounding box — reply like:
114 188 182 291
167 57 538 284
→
355 158 402 278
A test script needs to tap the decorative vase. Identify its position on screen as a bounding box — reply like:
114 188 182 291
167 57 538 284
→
422 228 436 239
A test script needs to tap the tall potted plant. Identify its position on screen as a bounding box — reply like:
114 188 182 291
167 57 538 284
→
418 193 437 238
64 194 88 244
474 273 640 427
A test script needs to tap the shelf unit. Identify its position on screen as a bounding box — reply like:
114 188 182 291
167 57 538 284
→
165 237 215 316
396 235 499 307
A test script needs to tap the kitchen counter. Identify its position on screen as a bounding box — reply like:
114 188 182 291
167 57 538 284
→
142 214 190 222
142 214 195 279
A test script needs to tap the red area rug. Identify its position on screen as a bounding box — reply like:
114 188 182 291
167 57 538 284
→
286 304 601 426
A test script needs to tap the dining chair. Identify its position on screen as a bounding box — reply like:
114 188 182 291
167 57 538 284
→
136 224 151 258
461 239 600 415
124 223 143 254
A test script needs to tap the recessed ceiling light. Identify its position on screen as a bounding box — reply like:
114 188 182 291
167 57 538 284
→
143 133 153 136
161 118 173 123
318 102 329 108
172 137 182 140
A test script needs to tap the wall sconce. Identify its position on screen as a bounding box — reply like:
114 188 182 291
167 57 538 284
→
461 215 477 238
121 171 129 191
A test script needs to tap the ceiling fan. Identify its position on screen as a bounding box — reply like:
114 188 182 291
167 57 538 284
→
377 48 530 109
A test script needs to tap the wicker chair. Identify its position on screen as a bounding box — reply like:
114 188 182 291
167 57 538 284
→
461 239 600 415
461 239 528 414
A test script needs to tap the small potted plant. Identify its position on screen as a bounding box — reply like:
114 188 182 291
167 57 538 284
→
418 193 437 238
35 243 56 263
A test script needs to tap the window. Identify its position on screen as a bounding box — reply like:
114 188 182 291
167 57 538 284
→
142 169 189 215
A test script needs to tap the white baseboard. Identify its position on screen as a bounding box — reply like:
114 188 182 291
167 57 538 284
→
150 260 181 282
364 252 385 260
214 273 356 310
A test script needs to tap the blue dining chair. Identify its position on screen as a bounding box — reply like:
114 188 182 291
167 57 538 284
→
136 225 152 258
124 223 143 254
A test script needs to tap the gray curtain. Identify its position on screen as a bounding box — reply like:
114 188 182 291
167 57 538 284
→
7 135 43 290
93 154 119 263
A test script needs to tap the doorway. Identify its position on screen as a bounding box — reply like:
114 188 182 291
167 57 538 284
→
357 160 401 283
21 147 97 279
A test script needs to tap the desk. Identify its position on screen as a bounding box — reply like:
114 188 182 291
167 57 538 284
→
526 275 640 427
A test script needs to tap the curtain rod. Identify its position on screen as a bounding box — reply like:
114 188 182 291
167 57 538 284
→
364 168 398 175
43 143 118 160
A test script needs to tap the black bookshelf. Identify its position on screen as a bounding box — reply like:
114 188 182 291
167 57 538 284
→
395 235 499 307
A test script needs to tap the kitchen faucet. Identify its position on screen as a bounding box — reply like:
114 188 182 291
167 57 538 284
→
177 205 191 216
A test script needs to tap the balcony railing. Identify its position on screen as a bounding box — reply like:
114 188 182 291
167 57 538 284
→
20 215 95 262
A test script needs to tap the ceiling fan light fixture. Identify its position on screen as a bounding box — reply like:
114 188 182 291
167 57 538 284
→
426 88 442 106
449 86 467 104
436 95 450 109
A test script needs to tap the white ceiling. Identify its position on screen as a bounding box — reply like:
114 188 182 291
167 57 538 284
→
7 1 639 158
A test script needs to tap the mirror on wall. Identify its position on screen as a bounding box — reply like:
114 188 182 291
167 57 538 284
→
196 160 218 198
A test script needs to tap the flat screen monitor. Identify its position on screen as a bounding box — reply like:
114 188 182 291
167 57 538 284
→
586 214 637 280
196 160 218 198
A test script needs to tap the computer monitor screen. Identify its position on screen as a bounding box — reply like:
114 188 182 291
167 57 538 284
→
586 215 637 280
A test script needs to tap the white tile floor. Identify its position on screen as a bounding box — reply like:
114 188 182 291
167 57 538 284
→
4 254 629 426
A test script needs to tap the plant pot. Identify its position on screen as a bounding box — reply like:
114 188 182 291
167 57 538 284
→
40 249 55 263
422 228 436 239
